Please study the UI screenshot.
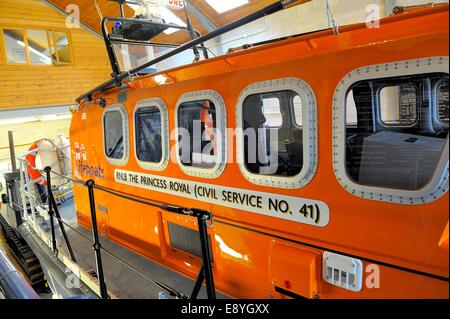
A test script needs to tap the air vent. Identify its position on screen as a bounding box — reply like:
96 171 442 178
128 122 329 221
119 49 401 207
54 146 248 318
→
168 222 213 261
322 252 362 292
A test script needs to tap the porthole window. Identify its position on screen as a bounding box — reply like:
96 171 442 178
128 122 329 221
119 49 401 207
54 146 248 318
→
236 78 318 189
175 90 227 178
134 98 169 171
333 57 449 204
103 105 129 166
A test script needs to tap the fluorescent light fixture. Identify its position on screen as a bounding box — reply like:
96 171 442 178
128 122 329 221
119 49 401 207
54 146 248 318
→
205 0 249 14
159 6 186 35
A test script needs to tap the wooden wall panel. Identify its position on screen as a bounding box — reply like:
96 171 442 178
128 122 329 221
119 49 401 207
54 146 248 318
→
0 0 112 110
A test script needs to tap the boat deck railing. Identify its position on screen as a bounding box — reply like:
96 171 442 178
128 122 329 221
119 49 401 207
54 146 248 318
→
16 158 216 299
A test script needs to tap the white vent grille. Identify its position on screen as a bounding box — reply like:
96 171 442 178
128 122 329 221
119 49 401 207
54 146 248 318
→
323 252 363 292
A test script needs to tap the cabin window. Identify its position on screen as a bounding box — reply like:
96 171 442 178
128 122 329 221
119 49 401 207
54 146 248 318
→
104 111 124 159
2 28 72 65
242 90 303 177
136 106 162 163
236 78 318 189
345 73 448 191
175 90 227 178
379 84 418 126
436 79 449 123
134 99 169 171
333 57 449 204
103 105 129 166
178 100 217 169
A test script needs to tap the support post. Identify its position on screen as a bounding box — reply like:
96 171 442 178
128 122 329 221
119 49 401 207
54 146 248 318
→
47 185 77 262
195 210 215 299
190 264 205 299
8 131 17 172
44 167 57 253
86 180 108 299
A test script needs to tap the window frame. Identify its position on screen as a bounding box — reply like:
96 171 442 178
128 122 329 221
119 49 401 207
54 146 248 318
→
133 98 169 171
1 27 73 66
1 27 28 65
175 90 227 179
102 104 129 166
51 29 73 65
332 57 449 205
236 77 318 189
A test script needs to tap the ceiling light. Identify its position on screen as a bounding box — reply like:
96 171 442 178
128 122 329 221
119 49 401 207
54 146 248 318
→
205 0 249 14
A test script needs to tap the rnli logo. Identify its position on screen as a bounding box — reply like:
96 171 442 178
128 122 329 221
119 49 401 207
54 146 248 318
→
74 142 86 161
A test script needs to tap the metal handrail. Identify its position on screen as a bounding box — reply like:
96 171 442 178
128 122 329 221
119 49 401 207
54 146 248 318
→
44 168 216 299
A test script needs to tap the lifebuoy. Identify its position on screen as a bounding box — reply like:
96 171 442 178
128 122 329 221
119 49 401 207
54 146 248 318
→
25 142 46 186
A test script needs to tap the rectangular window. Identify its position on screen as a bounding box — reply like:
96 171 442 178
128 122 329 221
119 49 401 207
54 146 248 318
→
53 31 72 63
242 90 303 177
27 29 52 65
2 28 72 65
178 100 217 169
135 106 162 164
379 84 418 126
104 110 124 160
345 73 448 191
3 29 27 64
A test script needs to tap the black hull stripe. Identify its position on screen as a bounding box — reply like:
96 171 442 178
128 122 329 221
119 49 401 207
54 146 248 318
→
215 219 449 283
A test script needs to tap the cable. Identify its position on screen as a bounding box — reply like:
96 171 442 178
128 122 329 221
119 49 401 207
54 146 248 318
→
325 0 339 35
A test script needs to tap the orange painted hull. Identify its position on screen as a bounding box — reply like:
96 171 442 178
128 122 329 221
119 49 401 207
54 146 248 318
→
70 6 449 298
